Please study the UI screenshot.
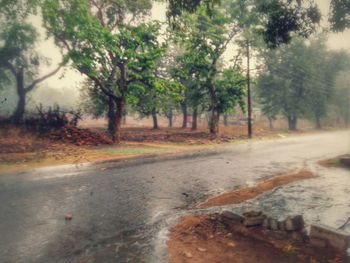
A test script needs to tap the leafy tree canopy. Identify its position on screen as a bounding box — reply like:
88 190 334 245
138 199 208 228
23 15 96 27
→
330 0 350 31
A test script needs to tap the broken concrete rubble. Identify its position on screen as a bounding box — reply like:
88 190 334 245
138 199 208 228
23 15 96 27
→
221 211 244 222
284 215 304 231
222 211 350 257
309 224 350 253
235 210 303 231
243 211 266 227
340 155 350 167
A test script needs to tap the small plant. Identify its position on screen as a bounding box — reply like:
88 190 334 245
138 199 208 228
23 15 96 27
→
25 104 82 133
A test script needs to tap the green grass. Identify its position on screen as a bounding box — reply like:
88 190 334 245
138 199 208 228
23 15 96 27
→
89 146 170 155
329 158 342 167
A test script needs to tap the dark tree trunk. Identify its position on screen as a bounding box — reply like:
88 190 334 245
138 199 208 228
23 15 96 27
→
181 103 187 128
268 117 274 130
112 97 125 143
208 83 218 135
151 109 159 129
107 97 116 136
287 116 298 131
11 70 26 124
168 110 173 128
315 115 322 129
192 107 198 130
223 114 228 126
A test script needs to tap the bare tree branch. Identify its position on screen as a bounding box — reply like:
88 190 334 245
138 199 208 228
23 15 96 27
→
3 61 18 77
26 62 64 92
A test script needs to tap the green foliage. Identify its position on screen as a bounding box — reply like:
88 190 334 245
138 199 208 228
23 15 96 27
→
132 77 182 117
0 21 39 76
256 36 349 129
166 0 320 48
333 72 350 125
166 0 220 19
330 0 350 32
43 0 167 139
215 68 246 114
169 6 246 133
255 0 320 48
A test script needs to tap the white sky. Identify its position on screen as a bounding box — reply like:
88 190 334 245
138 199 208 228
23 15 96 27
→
29 0 350 93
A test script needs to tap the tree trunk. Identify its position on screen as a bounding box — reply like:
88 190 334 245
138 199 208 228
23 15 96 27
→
287 116 298 131
181 103 187 128
168 110 173 128
151 109 159 129
11 70 26 124
112 97 125 143
192 107 198 130
107 97 116 137
315 115 322 129
268 117 274 130
208 84 218 136
223 114 228 126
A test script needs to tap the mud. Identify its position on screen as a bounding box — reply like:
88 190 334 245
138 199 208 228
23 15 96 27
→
198 170 314 208
167 214 340 263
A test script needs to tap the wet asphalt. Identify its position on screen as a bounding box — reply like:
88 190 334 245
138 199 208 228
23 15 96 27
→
0 130 349 263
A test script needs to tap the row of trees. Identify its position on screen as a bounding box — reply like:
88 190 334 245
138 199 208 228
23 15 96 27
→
0 0 349 142
256 35 350 130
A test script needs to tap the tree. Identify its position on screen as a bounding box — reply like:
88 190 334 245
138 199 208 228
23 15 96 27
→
43 0 165 142
133 77 181 129
256 36 348 130
0 1 64 123
330 0 350 31
166 0 320 48
170 50 208 130
305 36 349 128
172 6 247 134
333 72 350 126
256 38 312 130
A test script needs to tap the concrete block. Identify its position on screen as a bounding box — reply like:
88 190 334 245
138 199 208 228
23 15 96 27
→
285 215 304 231
278 220 286 231
309 224 350 253
270 218 279 230
341 156 350 167
221 211 244 222
243 215 266 227
309 237 327 248
243 211 263 217
263 217 270 228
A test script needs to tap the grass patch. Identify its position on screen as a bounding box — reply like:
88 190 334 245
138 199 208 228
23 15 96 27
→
319 156 346 168
89 145 170 155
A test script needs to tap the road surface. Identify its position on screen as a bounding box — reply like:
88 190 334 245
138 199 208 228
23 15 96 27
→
0 130 349 262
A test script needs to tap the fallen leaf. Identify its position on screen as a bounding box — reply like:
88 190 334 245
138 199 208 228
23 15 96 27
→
184 252 192 258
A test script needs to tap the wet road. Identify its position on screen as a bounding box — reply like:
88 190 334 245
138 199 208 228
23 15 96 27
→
0 130 349 263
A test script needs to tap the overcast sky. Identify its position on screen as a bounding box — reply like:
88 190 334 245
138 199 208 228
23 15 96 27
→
30 0 350 93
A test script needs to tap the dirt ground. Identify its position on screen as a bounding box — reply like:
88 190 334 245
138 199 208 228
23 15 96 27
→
167 214 341 263
167 170 344 263
0 115 344 173
0 125 207 173
198 170 315 208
